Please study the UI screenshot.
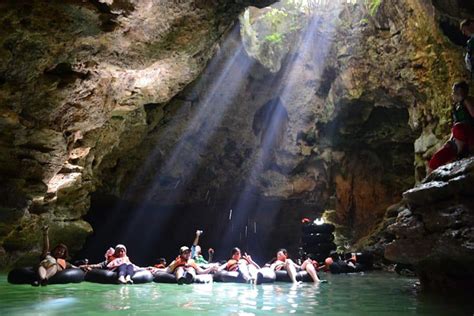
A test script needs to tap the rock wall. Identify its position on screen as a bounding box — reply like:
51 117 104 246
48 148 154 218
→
93 0 469 252
385 158 474 291
0 0 276 267
1 0 473 277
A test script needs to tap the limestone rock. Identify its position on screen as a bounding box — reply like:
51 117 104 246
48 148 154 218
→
385 157 474 291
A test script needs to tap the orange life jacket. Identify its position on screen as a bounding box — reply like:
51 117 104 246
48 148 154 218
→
154 263 166 269
226 258 249 271
169 256 197 273
56 258 67 270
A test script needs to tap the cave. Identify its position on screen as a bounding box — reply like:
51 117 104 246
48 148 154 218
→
1 0 474 314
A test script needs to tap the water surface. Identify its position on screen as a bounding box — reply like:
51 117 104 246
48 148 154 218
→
0 272 471 315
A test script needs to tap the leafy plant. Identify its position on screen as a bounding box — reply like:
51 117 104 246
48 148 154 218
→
366 0 382 16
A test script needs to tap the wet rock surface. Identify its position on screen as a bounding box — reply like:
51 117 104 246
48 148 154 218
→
0 0 277 267
385 157 474 291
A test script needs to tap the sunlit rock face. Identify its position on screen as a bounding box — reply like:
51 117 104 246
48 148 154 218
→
107 0 465 245
0 0 277 267
1 0 472 279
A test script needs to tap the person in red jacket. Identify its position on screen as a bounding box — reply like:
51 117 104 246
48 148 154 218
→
429 81 474 171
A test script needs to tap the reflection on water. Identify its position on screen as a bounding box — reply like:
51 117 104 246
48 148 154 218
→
0 272 471 315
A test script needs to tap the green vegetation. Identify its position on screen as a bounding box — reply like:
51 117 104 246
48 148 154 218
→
366 0 382 16
265 32 284 43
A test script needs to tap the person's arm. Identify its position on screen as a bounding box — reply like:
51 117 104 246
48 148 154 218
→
208 248 214 263
195 262 218 274
292 260 302 270
243 254 260 269
193 230 201 246
41 225 50 258
464 97 474 117
217 262 228 272
166 260 178 273
79 260 107 271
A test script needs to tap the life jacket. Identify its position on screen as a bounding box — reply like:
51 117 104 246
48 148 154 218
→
226 258 249 271
453 99 474 126
169 256 197 273
154 263 166 269
56 258 67 270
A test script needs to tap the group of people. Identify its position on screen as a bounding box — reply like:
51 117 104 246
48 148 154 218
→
35 229 322 286
428 19 474 171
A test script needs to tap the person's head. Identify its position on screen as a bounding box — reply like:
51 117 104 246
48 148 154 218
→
460 19 474 37
452 81 470 102
51 244 68 259
194 245 202 255
179 246 191 260
114 244 127 258
231 247 241 260
276 248 288 261
324 257 334 268
105 247 115 260
158 258 167 265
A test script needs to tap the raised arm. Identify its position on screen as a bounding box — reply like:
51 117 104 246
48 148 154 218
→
208 248 214 262
193 230 202 246
41 225 50 258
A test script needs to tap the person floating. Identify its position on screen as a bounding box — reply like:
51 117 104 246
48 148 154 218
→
191 230 214 267
154 258 167 269
166 246 217 285
218 247 260 284
34 225 75 286
460 19 474 75
79 247 115 271
428 81 474 171
269 249 320 283
105 244 137 284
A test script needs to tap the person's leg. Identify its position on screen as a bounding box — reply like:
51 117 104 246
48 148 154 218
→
238 262 251 282
184 267 196 284
125 264 134 283
117 264 127 283
175 267 185 284
38 266 47 280
45 265 58 279
285 260 298 283
247 264 259 280
429 141 458 171
301 260 320 283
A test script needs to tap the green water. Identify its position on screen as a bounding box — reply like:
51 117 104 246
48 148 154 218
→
0 272 471 315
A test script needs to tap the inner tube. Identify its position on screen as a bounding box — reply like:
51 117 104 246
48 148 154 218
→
302 233 334 243
8 267 84 285
302 223 335 234
153 272 177 283
275 270 314 282
194 274 213 284
153 271 213 284
84 269 153 284
213 270 246 283
256 267 276 284
329 261 362 274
